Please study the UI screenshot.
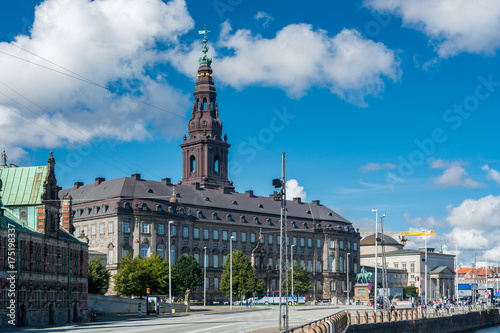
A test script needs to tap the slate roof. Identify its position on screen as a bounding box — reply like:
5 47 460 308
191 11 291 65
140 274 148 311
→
59 176 350 224
0 166 48 205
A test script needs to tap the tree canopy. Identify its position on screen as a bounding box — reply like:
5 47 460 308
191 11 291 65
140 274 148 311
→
285 262 313 294
88 257 111 295
174 255 203 311
220 250 264 299
113 254 176 297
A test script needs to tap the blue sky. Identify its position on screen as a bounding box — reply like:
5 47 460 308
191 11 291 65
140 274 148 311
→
1 0 500 265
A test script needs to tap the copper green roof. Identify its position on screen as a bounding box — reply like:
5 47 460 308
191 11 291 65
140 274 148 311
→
0 166 48 205
0 209 38 234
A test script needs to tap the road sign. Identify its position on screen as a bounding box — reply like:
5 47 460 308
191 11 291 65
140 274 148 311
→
367 284 372 291
418 276 423 281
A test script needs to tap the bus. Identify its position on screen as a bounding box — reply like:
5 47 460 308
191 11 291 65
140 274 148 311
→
255 291 306 305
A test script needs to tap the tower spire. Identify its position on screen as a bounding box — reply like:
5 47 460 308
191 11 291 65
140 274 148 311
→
180 26 233 191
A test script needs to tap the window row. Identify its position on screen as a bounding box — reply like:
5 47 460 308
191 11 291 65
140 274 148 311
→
75 204 109 216
76 222 114 236
327 240 358 251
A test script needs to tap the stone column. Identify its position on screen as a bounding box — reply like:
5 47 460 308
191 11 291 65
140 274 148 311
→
334 239 340 273
151 219 157 255
133 217 140 258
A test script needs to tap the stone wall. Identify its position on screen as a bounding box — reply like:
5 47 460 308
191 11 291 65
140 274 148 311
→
87 294 186 315
346 310 500 333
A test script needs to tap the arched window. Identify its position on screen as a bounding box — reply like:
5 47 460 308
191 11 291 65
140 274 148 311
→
190 155 196 175
157 205 162 212
156 245 164 258
214 157 220 176
203 98 207 110
210 100 214 111
170 245 176 265
141 203 147 211
124 202 131 209
214 278 219 289
328 256 334 273
140 244 149 258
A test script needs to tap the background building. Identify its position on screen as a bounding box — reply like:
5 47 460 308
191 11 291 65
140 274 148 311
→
60 36 361 302
360 234 455 299
0 153 88 328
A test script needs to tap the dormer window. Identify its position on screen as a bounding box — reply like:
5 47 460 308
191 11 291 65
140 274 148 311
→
124 202 131 209
93 206 99 214
157 205 162 212
141 204 148 211
85 208 91 215
266 218 273 226
232 201 238 205
102 205 108 213
197 211 203 219
212 212 219 220
253 217 261 225
226 214 233 222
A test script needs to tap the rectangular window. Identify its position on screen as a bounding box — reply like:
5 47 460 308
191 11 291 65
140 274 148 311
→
293 237 297 246
223 231 228 241
317 239 321 248
316 260 321 272
250 233 255 243
329 240 334 249
213 230 219 240
158 224 164 235
222 255 227 265
100 223 105 234
269 258 273 268
268 235 273 245
339 241 344 249
300 238 305 247
394 263 399 269
171 225 176 236
402 263 407 270
194 254 199 263
108 250 113 265
307 260 312 272
260 235 265 244
183 227 189 238
354 263 358 274
232 231 237 241
194 228 199 239
108 222 114 233
75 227 80 236
213 255 219 268
91 224 96 235
308 238 312 247
301 260 305 268
353 243 357 251
410 263 415 272
142 223 149 234
122 249 130 258
241 232 246 242
204 229 209 240
348 242 351 250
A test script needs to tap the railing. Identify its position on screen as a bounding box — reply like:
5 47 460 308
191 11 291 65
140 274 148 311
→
283 310 349 333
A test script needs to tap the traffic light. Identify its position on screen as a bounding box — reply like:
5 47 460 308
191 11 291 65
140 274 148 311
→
416 288 419 294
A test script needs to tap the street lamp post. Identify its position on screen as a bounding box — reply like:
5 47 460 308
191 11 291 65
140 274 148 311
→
424 229 428 305
230 236 235 310
485 251 489 304
204 246 207 307
347 252 350 305
372 209 378 313
291 244 295 304
452 241 458 302
168 221 174 315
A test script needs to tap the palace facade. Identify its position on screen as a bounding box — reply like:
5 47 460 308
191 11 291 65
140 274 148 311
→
60 35 361 302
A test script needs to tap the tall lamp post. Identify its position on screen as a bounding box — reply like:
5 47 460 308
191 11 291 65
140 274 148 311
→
204 246 207 307
423 229 428 305
371 209 378 312
291 244 295 304
485 251 489 304
347 252 350 305
230 236 235 310
452 241 458 302
168 221 174 315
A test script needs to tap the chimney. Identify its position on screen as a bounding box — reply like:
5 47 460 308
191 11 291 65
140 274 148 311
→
131 173 141 180
293 197 302 204
245 190 254 197
162 178 172 185
191 182 200 190
61 193 73 234
74 182 84 190
312 200 320 205
95 177 105 186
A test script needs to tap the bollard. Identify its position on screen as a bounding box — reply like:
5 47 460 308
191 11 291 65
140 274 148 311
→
391 310 397 321
354 311 360 324
384 310 390 322
371 311 376 323
403 309 408 321
362 311 368 324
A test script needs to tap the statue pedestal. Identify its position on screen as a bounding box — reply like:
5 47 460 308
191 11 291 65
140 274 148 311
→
354 284 371 305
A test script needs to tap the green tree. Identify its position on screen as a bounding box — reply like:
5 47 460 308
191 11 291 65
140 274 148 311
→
221 250 264 300
145 254 177 295
113 254 154 297
88 257 111 295
403 285 418 298
174 255 203 312
284 262 313 294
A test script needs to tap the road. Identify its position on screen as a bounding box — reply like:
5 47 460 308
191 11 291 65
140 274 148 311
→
13 305 371 333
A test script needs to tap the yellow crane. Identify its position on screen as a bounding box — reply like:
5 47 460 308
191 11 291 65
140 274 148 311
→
360 230 437 248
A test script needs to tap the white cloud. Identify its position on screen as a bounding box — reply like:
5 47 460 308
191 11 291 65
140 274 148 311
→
404 213 444 229
359 162 397 172
0 0 194 156
427 157 448 169
445 227 490 250
285 179 307 202
254 11 274 28
431 163 483 188
445 195 500 229
193 22 399 106
481 164 500 186
364 0 500 57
